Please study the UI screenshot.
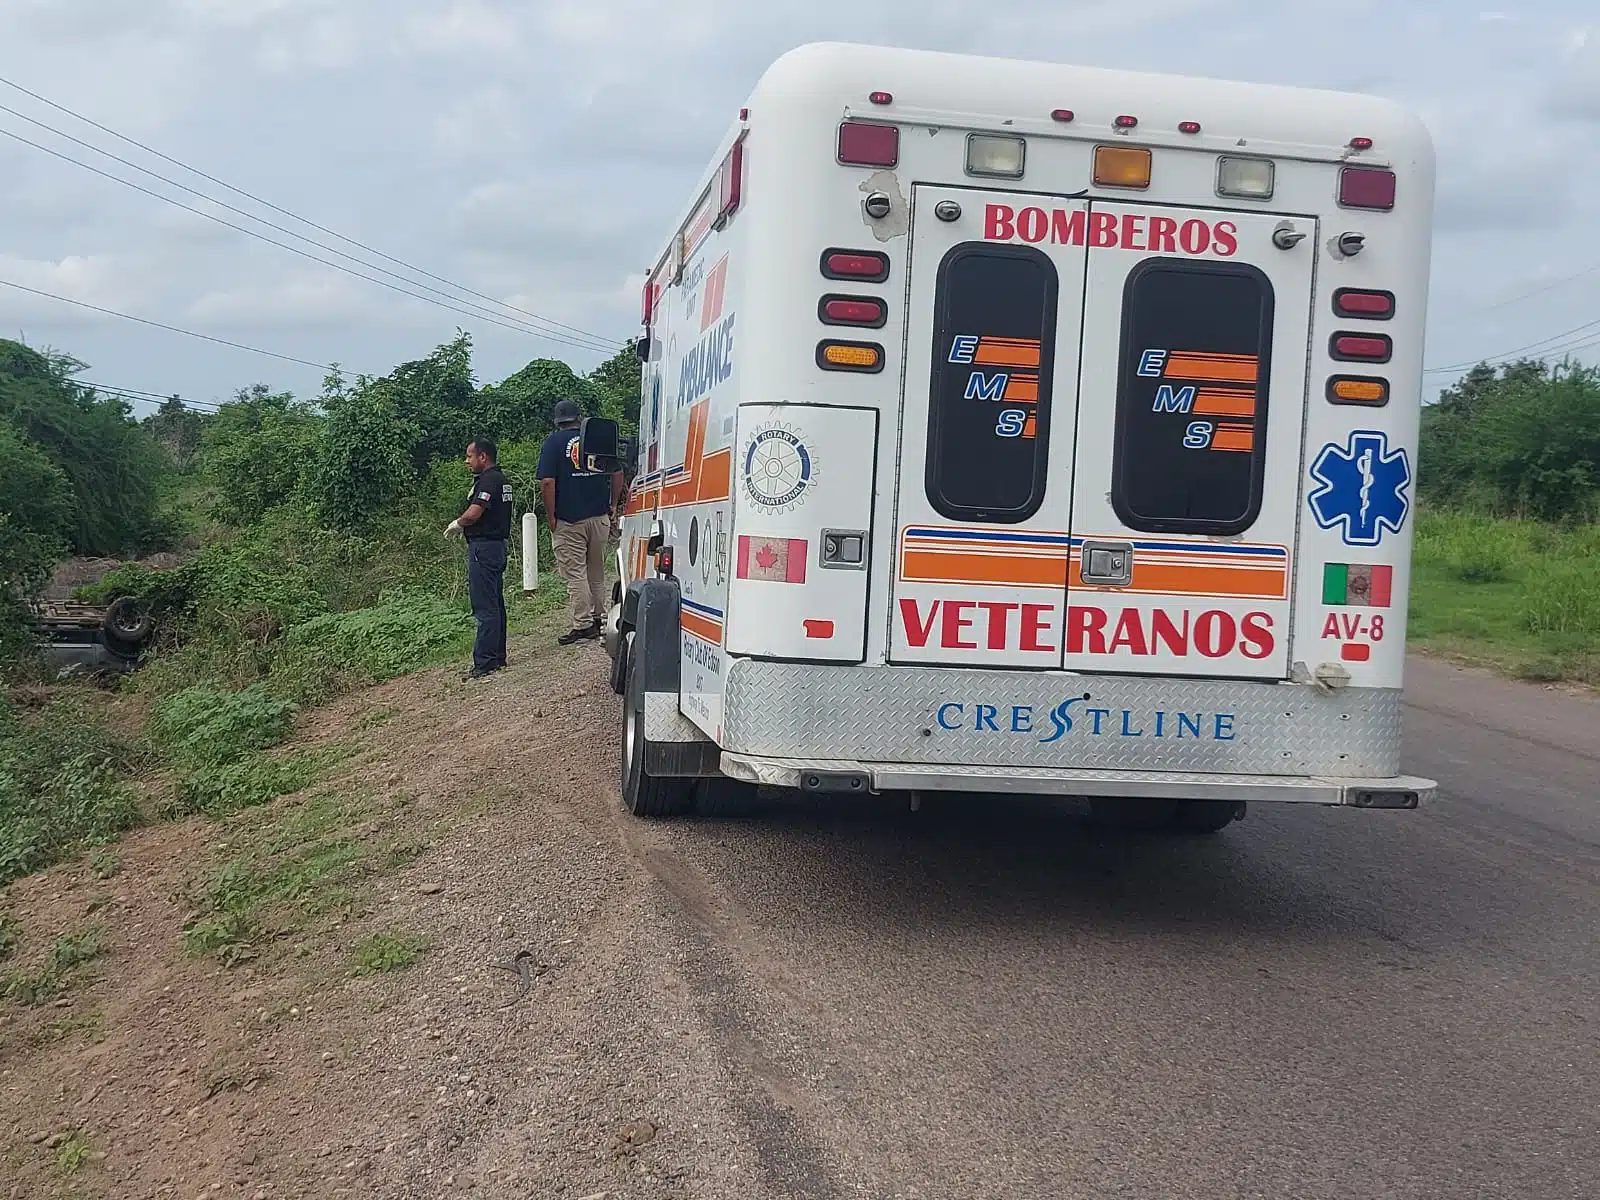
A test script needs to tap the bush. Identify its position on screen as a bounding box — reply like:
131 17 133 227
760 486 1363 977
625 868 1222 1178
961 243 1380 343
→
171 752 329 818
1524 560 1600 637
199 387 322 525
0 700 142 886
152 685 298 770
281 590 473 682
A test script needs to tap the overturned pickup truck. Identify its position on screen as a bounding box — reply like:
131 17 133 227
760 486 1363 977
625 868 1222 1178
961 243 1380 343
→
30 597 155 676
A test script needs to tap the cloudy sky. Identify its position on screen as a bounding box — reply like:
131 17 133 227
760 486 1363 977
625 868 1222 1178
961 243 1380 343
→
0 0 1595 411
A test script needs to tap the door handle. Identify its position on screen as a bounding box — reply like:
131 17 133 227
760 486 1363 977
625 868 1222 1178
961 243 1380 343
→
1078 540 1134 587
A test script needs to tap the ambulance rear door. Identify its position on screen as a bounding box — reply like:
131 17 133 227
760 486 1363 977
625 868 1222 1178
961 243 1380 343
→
1065 203 1317 681
888 186 1088 668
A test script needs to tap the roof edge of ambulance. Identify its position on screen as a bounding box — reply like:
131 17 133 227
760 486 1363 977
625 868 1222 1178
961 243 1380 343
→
749 41 1434 162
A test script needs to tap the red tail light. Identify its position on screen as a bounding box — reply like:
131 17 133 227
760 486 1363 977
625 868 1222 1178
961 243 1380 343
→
1050 109 1075 122
868 90 893 106
1178 120 1202 134
1114 114 1139 129
1333 288 1395 320
1330 332 1393 363
1339 165 1396 210
837 121 898 167
1348 136 1374 151
657 547 674 578
820 249 890 282
819 295 887 327
641 280 653 325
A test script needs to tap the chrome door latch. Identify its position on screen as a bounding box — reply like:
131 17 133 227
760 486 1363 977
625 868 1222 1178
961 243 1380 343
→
1078 540 1134 587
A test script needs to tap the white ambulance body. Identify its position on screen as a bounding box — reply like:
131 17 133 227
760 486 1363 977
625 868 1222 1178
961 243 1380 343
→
606 41 1437 824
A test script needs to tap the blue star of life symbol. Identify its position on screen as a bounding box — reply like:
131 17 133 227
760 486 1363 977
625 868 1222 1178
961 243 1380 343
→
1308 430 1411 547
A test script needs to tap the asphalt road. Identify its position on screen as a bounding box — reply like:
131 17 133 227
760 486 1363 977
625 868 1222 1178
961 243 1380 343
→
633 655 1599 1199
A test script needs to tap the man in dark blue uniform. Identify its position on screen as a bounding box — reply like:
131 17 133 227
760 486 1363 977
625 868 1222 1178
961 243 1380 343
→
446 436 512 679
537 399 625 646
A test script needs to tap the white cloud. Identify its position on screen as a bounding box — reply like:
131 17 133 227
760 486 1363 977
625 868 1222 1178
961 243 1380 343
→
0 0 1596 401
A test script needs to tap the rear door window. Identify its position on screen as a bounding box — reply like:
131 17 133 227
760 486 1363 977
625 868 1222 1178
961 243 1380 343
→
1112 259 1274 535
925 243 1059 523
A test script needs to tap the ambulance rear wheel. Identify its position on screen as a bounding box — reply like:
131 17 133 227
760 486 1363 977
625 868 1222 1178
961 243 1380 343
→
1088 797 1179 830
1171 800 1244 835
620 640 694 818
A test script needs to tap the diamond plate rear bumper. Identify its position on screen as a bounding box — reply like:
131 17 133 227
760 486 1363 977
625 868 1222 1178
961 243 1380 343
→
723 661 1409 776
718 753 1435 807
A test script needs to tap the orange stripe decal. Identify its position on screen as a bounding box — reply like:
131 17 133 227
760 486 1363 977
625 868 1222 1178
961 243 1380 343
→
1192 388 1257 417
1003 375 1039 402
974 338 1042 367
1166 354 1258 383
680 609 723 642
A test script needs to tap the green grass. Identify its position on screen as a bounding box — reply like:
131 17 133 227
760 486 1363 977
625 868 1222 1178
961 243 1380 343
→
54 1130 92 1175
1409 511 1600 685
3 924 109 1006
182 789 375 965
351 931 428 975
89 849 121 880
0 700 143 887
0 914 18 960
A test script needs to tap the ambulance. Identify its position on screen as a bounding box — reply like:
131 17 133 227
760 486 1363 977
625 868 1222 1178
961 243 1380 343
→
591 41 1438 831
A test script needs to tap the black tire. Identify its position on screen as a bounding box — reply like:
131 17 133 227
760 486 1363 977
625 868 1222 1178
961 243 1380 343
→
1171 800 1244 835
695 775 760 818
103 596 153 644
620 640 695 818
1089 797 1180 830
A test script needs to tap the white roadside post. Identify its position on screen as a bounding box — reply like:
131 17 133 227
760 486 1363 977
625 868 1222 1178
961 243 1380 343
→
521 512 538 593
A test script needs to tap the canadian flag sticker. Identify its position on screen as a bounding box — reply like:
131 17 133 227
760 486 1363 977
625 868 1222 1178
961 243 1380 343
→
736 535 807 584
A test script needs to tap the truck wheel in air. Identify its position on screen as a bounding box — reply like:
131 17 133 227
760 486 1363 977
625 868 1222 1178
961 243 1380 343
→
620 639 695 818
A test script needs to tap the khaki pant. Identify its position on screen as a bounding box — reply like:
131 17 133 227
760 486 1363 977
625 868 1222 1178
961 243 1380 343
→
552 515 610 629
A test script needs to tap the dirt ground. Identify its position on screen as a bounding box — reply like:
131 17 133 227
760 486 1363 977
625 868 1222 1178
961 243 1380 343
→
1 631 769 1199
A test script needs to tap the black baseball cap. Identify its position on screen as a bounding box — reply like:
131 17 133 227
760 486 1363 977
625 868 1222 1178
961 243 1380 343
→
553 399 581 423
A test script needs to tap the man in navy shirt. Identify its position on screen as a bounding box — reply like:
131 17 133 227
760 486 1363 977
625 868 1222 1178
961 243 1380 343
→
537 399 625 645
446 436 512 678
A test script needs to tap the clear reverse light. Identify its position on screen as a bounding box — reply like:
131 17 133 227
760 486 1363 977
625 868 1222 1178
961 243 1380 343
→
966 133 1025 178
1217 156 1275 200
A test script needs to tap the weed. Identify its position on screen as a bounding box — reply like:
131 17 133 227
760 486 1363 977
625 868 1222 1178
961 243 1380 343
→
3 924 108 1006
0 700 142 886
281 590 473 682
1410 512 1600 685
1524 561 1600 637
35 1011 106 1047
183 792 371 963
352 932 427 975
0 914 18 960
354 706 397 731
90 848 121 879
170 750 335 818
152 685 298 770
54 1130 92 1175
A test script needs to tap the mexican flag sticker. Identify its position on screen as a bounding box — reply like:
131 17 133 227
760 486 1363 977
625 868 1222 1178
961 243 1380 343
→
1322 563 1393 608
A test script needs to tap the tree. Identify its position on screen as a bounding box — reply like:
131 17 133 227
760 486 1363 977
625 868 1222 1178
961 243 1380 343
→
587 341 642 435
199 384 322 524
1421 359 1600 521
145 396 206 470
307 383 419 532
0 339 167 556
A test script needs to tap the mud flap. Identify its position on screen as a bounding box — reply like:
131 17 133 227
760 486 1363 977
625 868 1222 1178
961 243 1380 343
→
625 578 720 777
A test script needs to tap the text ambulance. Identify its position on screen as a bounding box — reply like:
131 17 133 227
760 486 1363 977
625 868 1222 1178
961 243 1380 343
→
599 42 1437 830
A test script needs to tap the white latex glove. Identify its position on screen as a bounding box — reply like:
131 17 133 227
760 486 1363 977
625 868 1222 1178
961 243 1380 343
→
444 520 463 539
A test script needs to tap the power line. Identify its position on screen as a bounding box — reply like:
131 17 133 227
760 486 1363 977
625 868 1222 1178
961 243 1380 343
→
0 277 338 370
0 125 622 356
1483 261 1600 313
1425 314 1600 375
0 73 620 350
0 104 620 355
78 381 222 412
